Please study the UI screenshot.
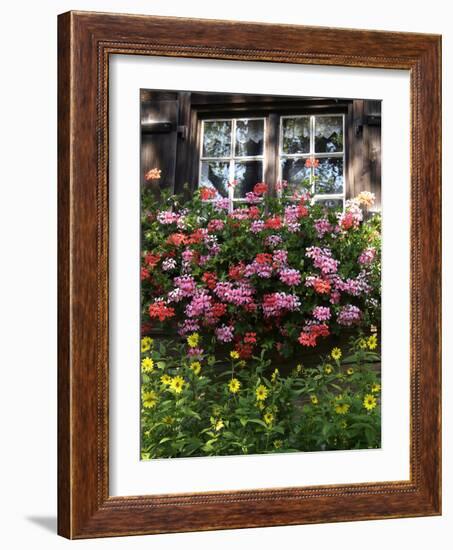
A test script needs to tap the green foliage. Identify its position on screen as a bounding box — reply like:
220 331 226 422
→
141 334 381 458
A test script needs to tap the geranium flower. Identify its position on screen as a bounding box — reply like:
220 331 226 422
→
200 187 216 200
148 299 175 322
253 182 268 195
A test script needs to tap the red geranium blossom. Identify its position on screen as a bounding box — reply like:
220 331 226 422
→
200 187 216 200
202 272 217 289
229 262 246 280
313 278 331 295
253 182 268 195
166 233 187 247
235 342 254 359
141 267 150 281
298 323 330 347
243 332 257 344
149 300 175 322
255 253 273 265
264 216 282 230
248 206 260 220
305 158 320 168
144 253 160 268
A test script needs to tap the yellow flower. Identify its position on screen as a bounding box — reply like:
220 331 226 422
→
347 367 354 375
273 439 283 449
187 333 200 348
331 347 342 361
264 412 274 425
363 394 377 411
371 383 381 393
190 361 201 375
141 336 153 353
170 376 185 394
256 401 265 410
230 350 240 360
141 357 154 373
367 334 378 350
324 364 334 375
228 378 241 393
310 395 319 405
256 384 269 401
358 338 368 350
271 368 279 383
142 391 158 408
160 374 171 385
238 360 247 368
334 402 350 415
214 419 224 431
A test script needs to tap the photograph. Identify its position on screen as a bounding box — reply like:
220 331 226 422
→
139 89 382 459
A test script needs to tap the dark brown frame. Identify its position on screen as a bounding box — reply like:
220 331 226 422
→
58 11 442 539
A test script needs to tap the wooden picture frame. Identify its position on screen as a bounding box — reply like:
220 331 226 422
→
58 11 441 539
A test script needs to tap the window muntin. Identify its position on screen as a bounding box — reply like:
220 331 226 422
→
199 118 265 205
279 114 345 206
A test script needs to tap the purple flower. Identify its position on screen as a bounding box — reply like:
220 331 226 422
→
157 210 180 224
214 198 230 212
314 218 334 238
215 324 235 343
178 319 200 336
312 306 331 321
185 290 212 318
359 247 376 265
337 305 362 326
305 246 339 275
173 275 196 297
279 268 302 286
250 220 265 233
265 234 283 248
273 249 288 267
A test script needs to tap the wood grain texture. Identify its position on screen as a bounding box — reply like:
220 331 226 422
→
57 10 442 539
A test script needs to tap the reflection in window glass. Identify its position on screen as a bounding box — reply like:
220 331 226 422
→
315 198 344 210
202 120 232 157
234 161 263 198
281 159 311 193
314 158 344 194
315 116 343 153
281 117 310 154
200 161 230 198
235 119 264 157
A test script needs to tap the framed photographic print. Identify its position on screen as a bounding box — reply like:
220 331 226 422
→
58 11 441 538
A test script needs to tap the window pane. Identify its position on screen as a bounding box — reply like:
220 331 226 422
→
315 116 343 153
315 198 344 210
233 161 263 198
202 120 232 157
200 161 230 198
235 119 264 157
314 158 344 194
281 117 310 154
281 158 311 193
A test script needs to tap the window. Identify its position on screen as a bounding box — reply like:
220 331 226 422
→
199 114 345 209
199 118 265 204
280 115 345 208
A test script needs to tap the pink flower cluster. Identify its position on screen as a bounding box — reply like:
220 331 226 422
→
214 281 255 307
312 306 331 321
185 290 212 318
359 247 377 265
305 246 339 275
279 268 302 286
337 304 362 326
262 292 301 317
314 218 335 238
215 324 235 343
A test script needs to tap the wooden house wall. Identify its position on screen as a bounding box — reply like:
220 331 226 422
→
140 91 381 210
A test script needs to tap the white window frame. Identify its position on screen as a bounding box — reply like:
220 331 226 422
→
199 117 266 211
278 114 345 207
